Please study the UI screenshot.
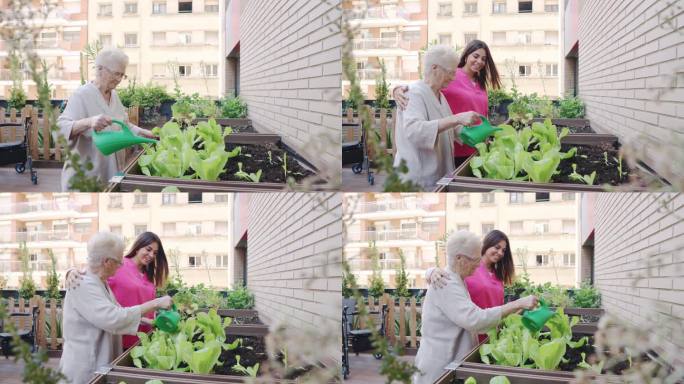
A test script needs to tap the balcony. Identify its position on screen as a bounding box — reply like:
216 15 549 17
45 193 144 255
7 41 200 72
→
0 230 90 245
0 200 85 215
347 228 440 243
0 259 73 273
347 257 431 271
356 198 439 214
356 68 420 81
348 5 411 26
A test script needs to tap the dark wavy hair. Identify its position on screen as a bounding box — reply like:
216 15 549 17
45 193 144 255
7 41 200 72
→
457 39 502 91
124 232 168 287
481 230 514 285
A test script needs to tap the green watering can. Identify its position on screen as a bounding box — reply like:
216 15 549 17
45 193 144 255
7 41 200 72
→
521 299 556 332
459 115 502 147
153 304 180 333
93 119 157 156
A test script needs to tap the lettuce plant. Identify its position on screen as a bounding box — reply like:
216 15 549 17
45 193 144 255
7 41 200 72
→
235 162 262 182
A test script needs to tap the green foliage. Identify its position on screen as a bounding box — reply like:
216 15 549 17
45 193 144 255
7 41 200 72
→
172 284 228 315
367 242 385 299
225 286 255 309
557 95 585 118
572 281 601 308
219 96 248 118
18 242 36 301
118 80 173 109
232 355 259 377
45 250 61 300
487 87 512 109
0 275 7 290
64 140 105 191
374 60 390 110
394 250 411 298
234 162 261 182
345 85 364 111
342 267 358 298
569 164 596 185
470 119 577 183
8 86 27 110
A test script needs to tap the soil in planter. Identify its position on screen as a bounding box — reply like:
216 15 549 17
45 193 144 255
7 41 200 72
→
214 335 268 376
560 125 594 134
554 141 631 185
229 314 262 325
221 143 315 183
224 123 255 133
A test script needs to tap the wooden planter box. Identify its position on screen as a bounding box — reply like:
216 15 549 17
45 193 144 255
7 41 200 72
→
434 134 668 192
105 135 328 192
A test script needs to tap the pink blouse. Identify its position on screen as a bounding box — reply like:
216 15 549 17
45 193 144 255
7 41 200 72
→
464 261 504 342
442 68 489 157
108 257 156 349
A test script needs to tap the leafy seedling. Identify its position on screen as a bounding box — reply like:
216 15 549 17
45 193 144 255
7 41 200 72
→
234 162 262 182
232 355 259 377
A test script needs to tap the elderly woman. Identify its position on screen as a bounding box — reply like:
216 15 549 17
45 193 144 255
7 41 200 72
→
413 231 538 384
394 45 480 190
58 232 172 384
57 48 155 191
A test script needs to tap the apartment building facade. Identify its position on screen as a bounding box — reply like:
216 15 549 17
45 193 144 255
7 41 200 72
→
0 0 87 100
344 0 429 99
0 192 98 288
98 192 234 288
428 0 561 97
88 0 221 97
446 192 579 287
344 193 447 289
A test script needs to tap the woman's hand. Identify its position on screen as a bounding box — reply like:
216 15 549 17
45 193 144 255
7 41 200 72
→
427 267 450 289
393 85 409 110
454 111 481 127
65 268 86 290
155 295 173 310
140 317 154 326
89 114 112 132
515 295 538 311
137 128 156 139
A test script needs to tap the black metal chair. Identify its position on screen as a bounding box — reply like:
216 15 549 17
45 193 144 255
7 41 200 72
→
0 306 39 358
0 121 38 184
341 301 388 379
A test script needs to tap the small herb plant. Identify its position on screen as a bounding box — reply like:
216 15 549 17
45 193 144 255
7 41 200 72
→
569 164 597 185
557 95 585 118
219 96 248 118
232 355 259 377
572 281 601 308
226 286 255 309
234 162 262 182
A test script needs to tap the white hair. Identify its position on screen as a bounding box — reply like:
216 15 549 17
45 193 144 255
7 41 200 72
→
87 232 125 270
423 45 459 78
95 48 129 70
446 230 481 271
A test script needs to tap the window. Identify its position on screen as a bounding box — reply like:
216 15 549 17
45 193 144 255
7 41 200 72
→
493 31 507 44
562 192 576 201
99 33 112 47
510 221 524 234
545 63 559 76
464 33 478 45
421 219 439 234
188 255 202 267
110 225 122 235
163 222 176 236
153 31 166 45
545 0 559 12
215 221 229 235
178 64 191 77
152 2 167 14
518 1 533 13
108 195 122 208
53 223 68 232
545 31 559 45
162 193 176 205
438 33 452 46
457 224 470 231
62 31 80 42
204 0 219 12
214 194 230 203
124 2 137 14
215 255 228 267
403 31 421 42
74 222 91 233
535 221 549 234
563 253 575 266
535 192 550 202
179 32 192 45
205 31 218 44
562 220 576 234
203 64 218 77
437 2 452 17
464 2 478 14
509 192 524 204
189 192 202 203
519 65 531 77
124 33 138 47
455 194 470 207
482 223 495 235
98 3 112 16
152 64 167 78
187 222 202 236
133 193 147 205
178 0 192 13
536 254 548 266
492 0 506 14
518 31 532 44
134 224 147 237
481 193 495 204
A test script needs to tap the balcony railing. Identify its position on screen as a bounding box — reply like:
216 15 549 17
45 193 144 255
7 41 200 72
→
347 228 440 242
356 198 438 214
0 200 85 215
353 37 411 51
0 260 73 273
349 5 410 21
0 230 89 243
347 257 430 271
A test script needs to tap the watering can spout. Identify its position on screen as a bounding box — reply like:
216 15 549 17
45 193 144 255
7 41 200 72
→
93 119 158 156
459 114 502 147
521 298 555 332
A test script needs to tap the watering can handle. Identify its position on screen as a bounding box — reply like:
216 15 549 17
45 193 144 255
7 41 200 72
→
91 118 129 136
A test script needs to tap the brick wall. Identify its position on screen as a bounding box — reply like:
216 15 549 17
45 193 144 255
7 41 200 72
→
239 0 342 171
577 1 684 178
247 193 342 360
594 193 684 349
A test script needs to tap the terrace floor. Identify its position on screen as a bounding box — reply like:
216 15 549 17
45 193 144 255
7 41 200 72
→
1 165 61 192
0 355 61 384
342 164 385 192
344 352 414 383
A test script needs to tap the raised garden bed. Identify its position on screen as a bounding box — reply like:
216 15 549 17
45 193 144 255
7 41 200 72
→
435 134 667 192
529 118 600 135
